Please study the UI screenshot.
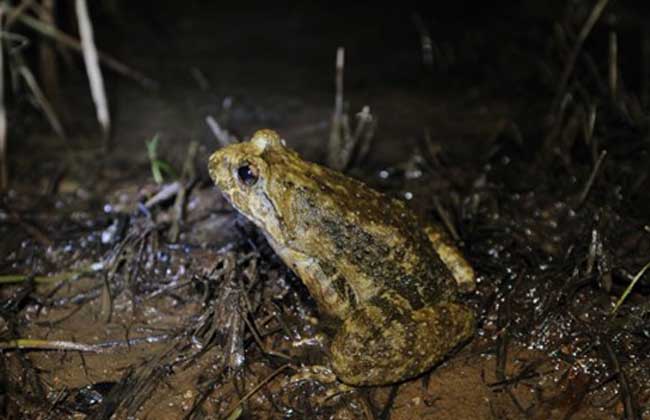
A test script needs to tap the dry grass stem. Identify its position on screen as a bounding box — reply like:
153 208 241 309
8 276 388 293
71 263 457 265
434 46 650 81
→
575 149 607 209
608 31 618 103
18 61 65 137
206 115 236 146
328 46 345 169
190 66 210 90
76 0 111 143
327 47 376 170
0 6 7 191
38 0 59 107
412 13 433 68
329 50 345 159
552 0 609 111
612 260 650 313
0 338 102 352
144 181 182 209
169 141 199 242
583 104 597 145
11 5 156 89
643 30 649 109
6 0 34 26
433 196 460 241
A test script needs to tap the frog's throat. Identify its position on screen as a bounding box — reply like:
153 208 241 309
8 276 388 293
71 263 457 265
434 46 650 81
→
228 196 288 246
262 233 351 319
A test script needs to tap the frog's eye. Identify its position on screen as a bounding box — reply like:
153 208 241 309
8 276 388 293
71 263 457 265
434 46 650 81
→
236 163 258 186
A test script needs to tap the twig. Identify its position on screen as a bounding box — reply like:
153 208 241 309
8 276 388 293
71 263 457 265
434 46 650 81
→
0 6 6 191
240 310 291 361
76 0 111 144
144 181 181 209
378 384 400 420
12 7 157 89
223 364 291 420
574 149 607 209
552 0 609 112
602 342 639 420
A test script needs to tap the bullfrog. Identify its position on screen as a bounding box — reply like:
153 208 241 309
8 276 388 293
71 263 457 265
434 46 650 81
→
208 129 475 386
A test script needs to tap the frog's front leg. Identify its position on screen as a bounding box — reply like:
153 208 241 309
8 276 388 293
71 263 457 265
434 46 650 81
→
330 293 475 386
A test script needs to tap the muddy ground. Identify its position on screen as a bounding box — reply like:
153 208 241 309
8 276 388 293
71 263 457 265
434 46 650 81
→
1 1 650 419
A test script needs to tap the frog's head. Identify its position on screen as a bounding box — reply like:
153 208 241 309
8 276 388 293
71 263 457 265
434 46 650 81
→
208 129 291 242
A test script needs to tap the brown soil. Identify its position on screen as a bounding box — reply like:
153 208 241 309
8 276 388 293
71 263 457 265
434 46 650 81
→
2 2 650 419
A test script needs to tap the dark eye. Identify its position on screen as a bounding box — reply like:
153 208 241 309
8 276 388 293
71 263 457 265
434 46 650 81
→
236 164 258 186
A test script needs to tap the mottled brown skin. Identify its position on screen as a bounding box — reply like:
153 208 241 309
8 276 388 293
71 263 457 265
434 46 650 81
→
208 129 475 386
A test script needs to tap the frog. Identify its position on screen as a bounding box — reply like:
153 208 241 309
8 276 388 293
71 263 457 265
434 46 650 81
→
208 129 476 386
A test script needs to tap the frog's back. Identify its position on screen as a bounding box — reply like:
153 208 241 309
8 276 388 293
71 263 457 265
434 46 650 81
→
274 157 458 315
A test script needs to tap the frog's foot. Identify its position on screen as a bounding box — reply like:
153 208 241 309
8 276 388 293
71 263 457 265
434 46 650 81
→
330 298 475 386
425 224 476 293
286 365 354 404
288 364 338 385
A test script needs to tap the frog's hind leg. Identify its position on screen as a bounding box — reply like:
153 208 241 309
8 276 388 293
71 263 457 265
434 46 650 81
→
330 295 475 386
425 224 476 293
